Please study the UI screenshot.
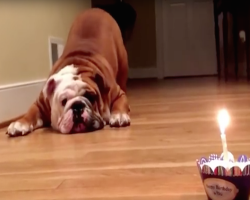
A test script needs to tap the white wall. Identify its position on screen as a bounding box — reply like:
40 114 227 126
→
0 1 91 122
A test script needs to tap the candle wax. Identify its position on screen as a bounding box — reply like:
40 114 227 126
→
221 133 229 162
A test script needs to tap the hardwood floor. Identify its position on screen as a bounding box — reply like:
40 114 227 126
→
1 77 250 200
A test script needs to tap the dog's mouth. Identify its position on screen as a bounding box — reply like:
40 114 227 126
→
58 102 104 134
71 114 88 133
71 122 86 133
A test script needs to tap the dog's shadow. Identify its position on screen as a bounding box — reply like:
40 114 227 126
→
41 127 99 136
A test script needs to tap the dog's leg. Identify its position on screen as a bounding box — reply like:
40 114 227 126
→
6 103 45 137
109 92 130 127
117 47 128 93
109 46 130 127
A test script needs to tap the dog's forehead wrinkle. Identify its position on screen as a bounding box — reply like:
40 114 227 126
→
58 64 78 75
49 64 77 82
51 74 88 101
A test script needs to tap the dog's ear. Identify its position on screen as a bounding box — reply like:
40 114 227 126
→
42 78 57 99
94 72 110 95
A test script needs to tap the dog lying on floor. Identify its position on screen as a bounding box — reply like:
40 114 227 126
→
6 8 131 136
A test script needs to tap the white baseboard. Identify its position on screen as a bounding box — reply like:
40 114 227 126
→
0 79 46 122
128 67 158 79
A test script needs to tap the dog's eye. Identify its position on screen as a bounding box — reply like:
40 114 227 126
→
84 92 96 103
61 98 67 106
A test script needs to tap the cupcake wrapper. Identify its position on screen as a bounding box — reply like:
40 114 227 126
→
196 153 250 200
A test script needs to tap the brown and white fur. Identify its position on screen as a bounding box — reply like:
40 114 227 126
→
6 8 130 136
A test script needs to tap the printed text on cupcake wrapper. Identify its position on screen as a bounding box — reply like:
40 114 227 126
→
204 178 239 200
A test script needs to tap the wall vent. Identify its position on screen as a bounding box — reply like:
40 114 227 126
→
48 36 65 69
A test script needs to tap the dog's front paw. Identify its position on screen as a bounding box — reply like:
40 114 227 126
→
6 121 34 137
109 113 130 127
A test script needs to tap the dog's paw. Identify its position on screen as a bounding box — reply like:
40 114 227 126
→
6 121 34 137
109 113 130 127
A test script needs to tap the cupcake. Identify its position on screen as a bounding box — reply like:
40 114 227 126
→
196 152 250 200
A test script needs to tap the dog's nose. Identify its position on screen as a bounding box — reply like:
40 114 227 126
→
71 101 85 116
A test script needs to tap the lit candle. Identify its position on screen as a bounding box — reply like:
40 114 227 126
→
217 109 230 162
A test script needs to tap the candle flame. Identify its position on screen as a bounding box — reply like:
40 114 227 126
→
217 109 230 134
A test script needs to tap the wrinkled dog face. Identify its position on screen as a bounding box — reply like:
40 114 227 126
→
43 65 105 134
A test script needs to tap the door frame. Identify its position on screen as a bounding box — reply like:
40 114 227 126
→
154 0 165 79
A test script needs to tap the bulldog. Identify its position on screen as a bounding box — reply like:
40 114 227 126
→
6 8 131 136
